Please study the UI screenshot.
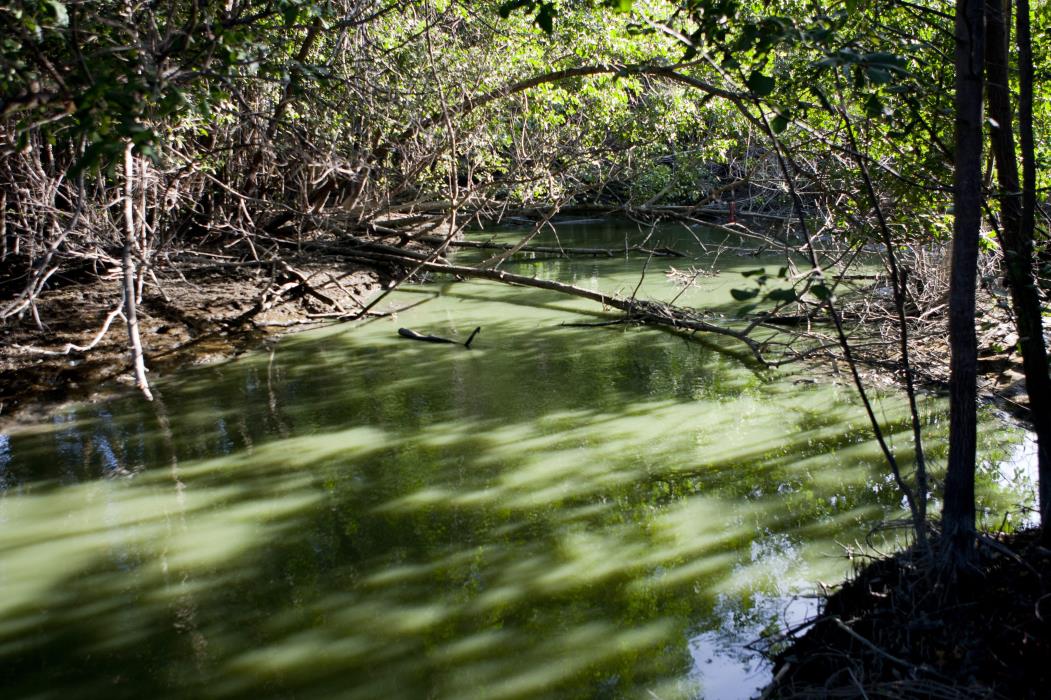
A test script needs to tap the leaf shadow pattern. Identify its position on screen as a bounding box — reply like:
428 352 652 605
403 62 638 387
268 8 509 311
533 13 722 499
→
0 300 1028 700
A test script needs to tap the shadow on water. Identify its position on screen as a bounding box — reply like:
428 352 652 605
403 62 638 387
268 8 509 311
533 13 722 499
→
0 225 1031 700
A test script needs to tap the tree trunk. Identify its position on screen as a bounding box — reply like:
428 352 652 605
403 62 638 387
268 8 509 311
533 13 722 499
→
943 0 985 567
1013 0 1051 541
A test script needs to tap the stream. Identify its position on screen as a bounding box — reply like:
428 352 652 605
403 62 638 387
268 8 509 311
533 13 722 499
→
0 221 1033 699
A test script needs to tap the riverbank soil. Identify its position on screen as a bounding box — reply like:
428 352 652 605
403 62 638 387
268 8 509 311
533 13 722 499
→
765 529 1051 699
0 256 380 424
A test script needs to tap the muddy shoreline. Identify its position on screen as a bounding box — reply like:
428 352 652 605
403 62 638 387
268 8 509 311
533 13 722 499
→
0 233 1038 430
0 255 383 428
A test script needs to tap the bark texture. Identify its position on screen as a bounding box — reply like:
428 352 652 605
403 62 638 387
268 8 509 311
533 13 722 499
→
943 0 985 566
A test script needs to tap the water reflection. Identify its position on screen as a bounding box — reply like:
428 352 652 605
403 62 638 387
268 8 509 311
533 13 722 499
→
0 222 1030 699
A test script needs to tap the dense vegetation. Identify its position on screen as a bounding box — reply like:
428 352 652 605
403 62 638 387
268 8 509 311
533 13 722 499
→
2 0 1050 693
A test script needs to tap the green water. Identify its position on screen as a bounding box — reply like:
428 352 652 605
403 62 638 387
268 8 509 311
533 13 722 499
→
0 222 1031 699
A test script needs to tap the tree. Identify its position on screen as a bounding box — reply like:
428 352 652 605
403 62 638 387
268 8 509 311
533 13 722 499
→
942 0 985 567
984 0 1051 541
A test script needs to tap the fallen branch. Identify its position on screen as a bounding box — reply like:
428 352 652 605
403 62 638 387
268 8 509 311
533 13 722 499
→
344 250 766 361
412 235 685 258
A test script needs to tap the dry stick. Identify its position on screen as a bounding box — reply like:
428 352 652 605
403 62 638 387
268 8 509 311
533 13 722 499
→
303 62 749 228
0 173 85 320
836 81 930 538
123 143 153 401
12 303 125 356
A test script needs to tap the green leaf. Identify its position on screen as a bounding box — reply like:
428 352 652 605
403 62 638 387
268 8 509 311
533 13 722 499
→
778 266 790 279
766 288 798 303
864 66 892 84
746 71 776 97
731 288 760 301
771 112 789 133
863 52 907 69
741 267 767 277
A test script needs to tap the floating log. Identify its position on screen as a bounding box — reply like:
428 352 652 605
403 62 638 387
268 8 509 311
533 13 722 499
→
398 326 481 348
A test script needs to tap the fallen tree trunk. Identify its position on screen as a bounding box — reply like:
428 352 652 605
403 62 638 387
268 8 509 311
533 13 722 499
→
411 235 685 258
341 250 766 361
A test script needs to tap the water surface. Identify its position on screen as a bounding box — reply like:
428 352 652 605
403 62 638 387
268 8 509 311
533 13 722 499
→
0 222 1029 699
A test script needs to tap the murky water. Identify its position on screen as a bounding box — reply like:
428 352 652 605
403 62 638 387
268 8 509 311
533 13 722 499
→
0 222 1031 699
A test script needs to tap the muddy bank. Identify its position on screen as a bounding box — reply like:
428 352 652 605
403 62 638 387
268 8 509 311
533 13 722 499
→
0 254 382 426
763 529 1051 699
0 220 1041 430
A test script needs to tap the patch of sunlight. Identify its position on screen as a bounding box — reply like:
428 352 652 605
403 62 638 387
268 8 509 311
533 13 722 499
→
229 629 374 673
143 569 246 603
475 423 570 465
649 496 757 557
0 482 232 551
0 454 324 623
374 486 459 512
0 485 236 618
450 486 502 507
626 497 757 592
166 426 389 479
468 584 528 613
415 420 489 447
792 504 885 542
635 550 741 592
331 598 455 637
161 520 265 572
531 529 650 592
363 549 481 588
431 629 515 663
451 620 673 700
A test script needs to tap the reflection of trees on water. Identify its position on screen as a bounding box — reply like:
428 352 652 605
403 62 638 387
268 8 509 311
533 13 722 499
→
0 290 1026 699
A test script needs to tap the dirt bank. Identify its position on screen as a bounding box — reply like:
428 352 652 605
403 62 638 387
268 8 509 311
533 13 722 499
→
0 223 1041 429
0 254 382 427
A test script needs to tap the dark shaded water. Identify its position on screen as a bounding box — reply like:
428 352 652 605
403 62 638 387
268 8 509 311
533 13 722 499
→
0 223 1031 698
